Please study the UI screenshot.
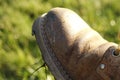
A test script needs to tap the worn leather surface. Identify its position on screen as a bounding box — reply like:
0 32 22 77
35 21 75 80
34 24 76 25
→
33 8 119 80
97 46 120 80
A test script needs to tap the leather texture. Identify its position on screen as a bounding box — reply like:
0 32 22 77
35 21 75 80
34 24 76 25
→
32 7 120 80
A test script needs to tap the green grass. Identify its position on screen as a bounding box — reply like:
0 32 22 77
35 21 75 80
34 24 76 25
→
0 0 120 80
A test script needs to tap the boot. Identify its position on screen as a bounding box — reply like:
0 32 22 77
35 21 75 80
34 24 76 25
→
32 7 120 80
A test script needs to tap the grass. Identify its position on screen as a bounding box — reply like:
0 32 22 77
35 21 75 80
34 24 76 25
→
0 0 120 80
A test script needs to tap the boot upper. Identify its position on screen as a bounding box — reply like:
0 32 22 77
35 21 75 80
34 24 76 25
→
33 7 119 80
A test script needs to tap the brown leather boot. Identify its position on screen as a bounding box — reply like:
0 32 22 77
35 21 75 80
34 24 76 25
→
32 7 120 80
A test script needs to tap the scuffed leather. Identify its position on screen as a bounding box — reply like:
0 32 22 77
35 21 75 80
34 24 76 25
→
33 7 119 80
97 46 120 80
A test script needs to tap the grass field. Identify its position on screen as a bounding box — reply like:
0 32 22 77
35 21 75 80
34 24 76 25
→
0 0 120 80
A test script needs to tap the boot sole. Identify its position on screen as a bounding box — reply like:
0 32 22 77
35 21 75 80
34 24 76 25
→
32 15 72 80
